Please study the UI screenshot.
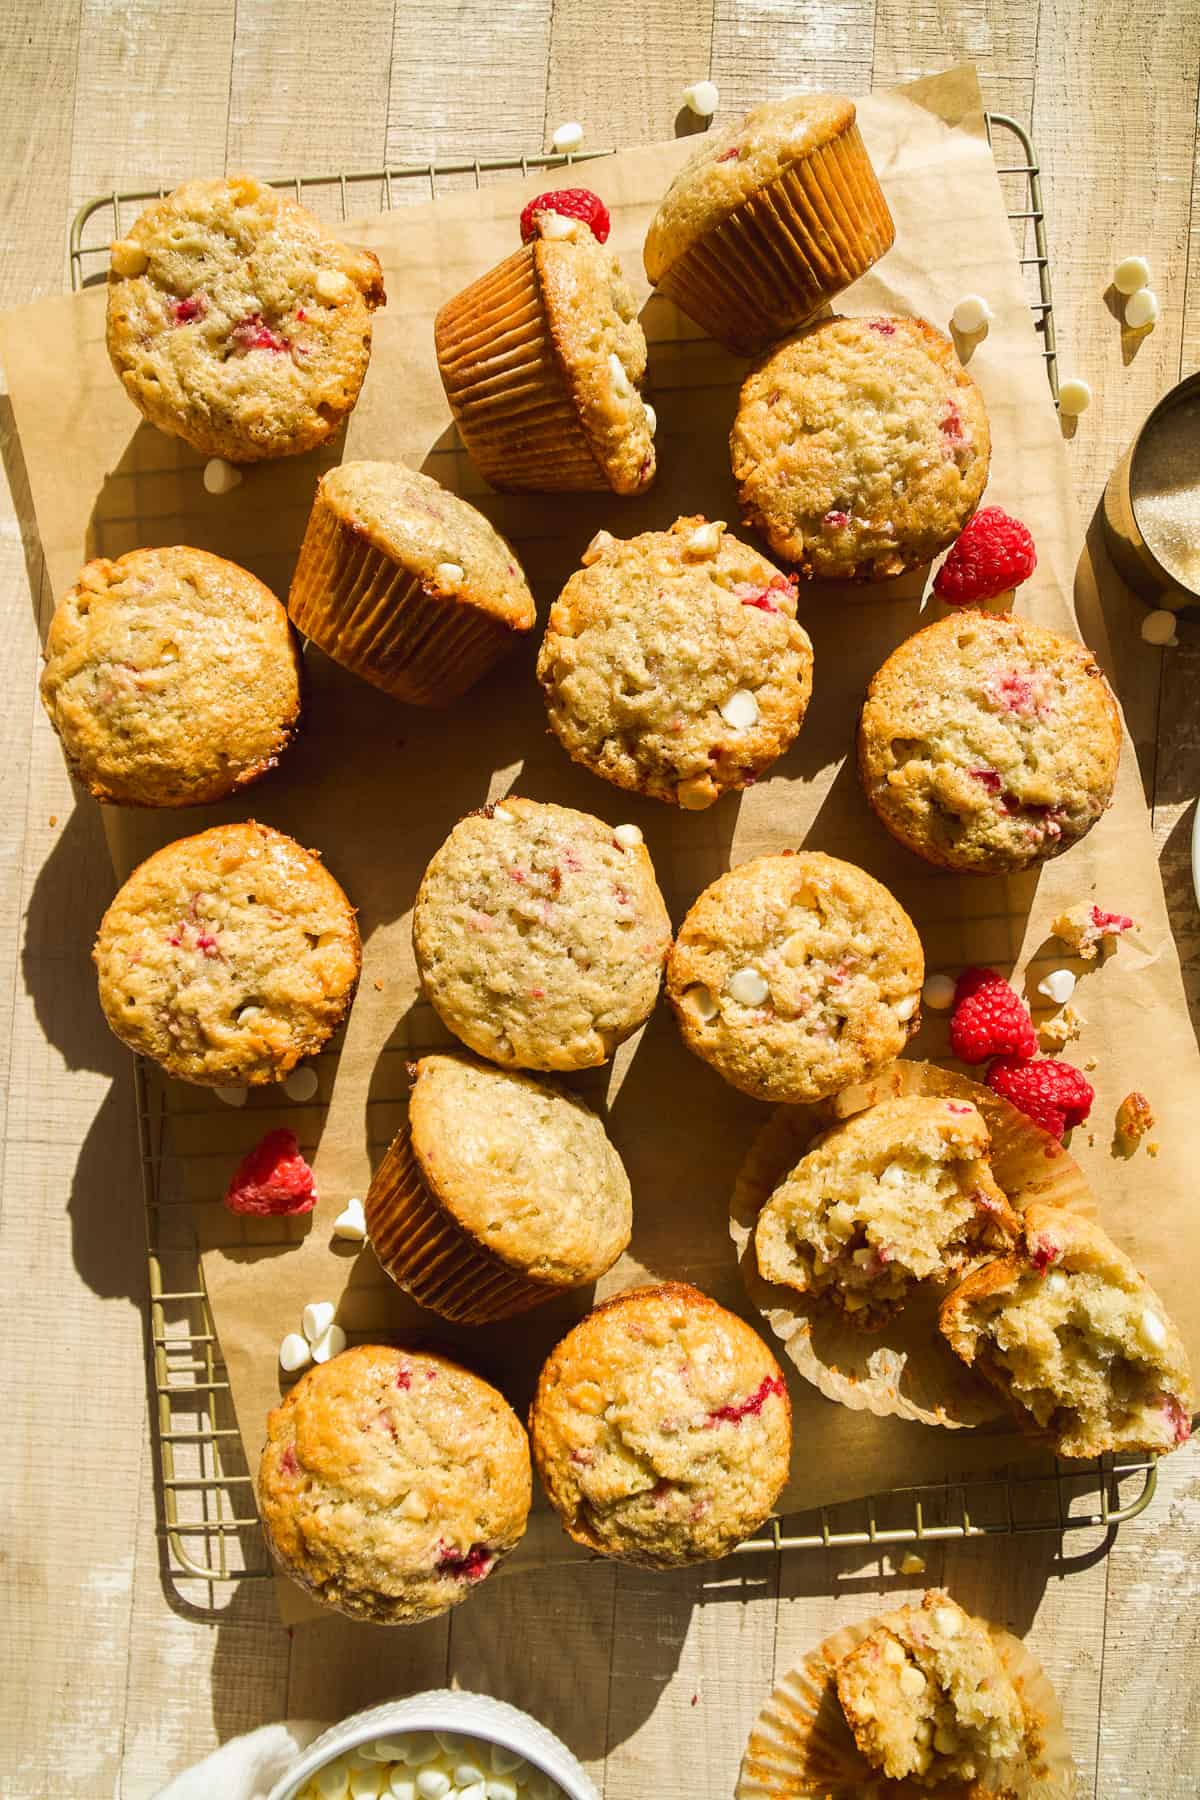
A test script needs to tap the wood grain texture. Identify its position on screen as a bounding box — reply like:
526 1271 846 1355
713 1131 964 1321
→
873 0 1038 124
544 0 714 148
709 0 874 116
386 0 553 164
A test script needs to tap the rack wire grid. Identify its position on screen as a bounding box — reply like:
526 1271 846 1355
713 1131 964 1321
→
92 119 1117 1602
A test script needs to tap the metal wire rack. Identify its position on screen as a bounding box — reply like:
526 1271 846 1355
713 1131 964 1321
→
100 119 1100 1602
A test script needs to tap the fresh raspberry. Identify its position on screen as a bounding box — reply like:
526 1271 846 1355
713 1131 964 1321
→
986 1056 1094 1141
224 1128 317 1216
436 1541 493 1582
933 506 1038 605
735 572 796 612
230 313 291 354
1091 904 1133 936
172 294 207 325
949 967 1037 1062
704 1373 787 1428
519 187 610 244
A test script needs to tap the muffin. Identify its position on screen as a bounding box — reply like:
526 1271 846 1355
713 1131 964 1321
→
39 546 301 807
435 210 655 494
412 798 672 1071
731 314 990 580
530 1282 791 1567
105 174 385 461
939 1203 1194 1458
643 94 894 356
835 1591 1026 1788
93 821 360 1085
365 1052 633 1324
537 517 814 810
754 1095 1019 1329
858 611 1122 874
257 1344 531 1624
667 851 924 1105
287 460 536 707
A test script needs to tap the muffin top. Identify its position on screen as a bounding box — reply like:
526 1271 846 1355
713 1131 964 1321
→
407 1052 632 1284
93 821 361 1085
668 851 924 1104
105 173 385 461
530 1282 792 1567
537 517 814 811
643 93 856 282
313 461 536 632
412 797 672 1072
858 611 1122 873
532 215 656 495
40 546 301 808
258 1344 531 1624
731 315 991 579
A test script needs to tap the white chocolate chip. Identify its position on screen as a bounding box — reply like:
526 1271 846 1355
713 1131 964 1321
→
316 268 353 303
683 78 720 116
453 1767 486 1791
488 1746 525 1775
613 823 644 849
881 1637 906 1667
537 209 583 241
279 1331 312 1373
491 804 515 821
333 1197 367 1242
643 402 657 436
433 1734 465 1755
551 120 584 152
349 1767 384 1799
951 293 992 335
414 1773 449 1800
318 1759 351 1797
401 1738 440 1767
1125 287 1159 330
311 1322 347 1364
1114 255 1151 295
110 238 149 277
727 966 769 1006
434 561 465 587
1037 968 1077 1005
215 1083 249 1107
484 1779 517 1800
1142 608 1180 646
686 519 724 557
399 1487 430 1520
525 1773 554 1800
457 1788 486 1800
899 1664 927 1697
387 1778 416 1800
922 972 956 1011
719 688 759 731
1058 377 1091 417
371 1741 409 1760
606 350 635 398
894 992 919 1021
203 457 243 496
582 528 617 564
302 1300 336 1345
898 1551 927 1574
1141 1308 1168 1348
933 1605 962 1638
285 1064 320 1102
684 982 719 1022
1044 1270 1069 1297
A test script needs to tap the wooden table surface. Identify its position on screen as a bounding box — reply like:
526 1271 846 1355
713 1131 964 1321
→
3 5 1199 1796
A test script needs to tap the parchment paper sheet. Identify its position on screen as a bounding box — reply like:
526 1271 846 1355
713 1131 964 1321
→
4 66 1197 1624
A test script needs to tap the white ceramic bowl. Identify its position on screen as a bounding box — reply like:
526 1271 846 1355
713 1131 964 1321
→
266 1689 599 1800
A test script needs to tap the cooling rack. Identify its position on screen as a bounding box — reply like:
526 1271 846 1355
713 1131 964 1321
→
88 119 1113 1605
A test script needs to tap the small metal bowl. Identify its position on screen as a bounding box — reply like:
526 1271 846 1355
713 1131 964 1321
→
1102 372 1200 611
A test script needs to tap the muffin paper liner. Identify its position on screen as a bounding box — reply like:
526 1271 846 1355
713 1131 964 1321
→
364 1126 567 1325
730 1061 1097 1428
435 245 611 492
658 121 895 355
736 1606 1076 1800
287 490 520 707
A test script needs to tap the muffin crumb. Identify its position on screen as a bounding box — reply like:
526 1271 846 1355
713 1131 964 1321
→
1114 1091 1155 1154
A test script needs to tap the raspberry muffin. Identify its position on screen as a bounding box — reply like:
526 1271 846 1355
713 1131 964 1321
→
40 546 301 807
731 314 990 580
643 94 894 355
413 798 671 1072
537 517 814 811
754 1096 1019 1329
258 1344 531 1624
667 851 924 1105
106 174 385 462
435 209 655 494
836 1592 1026 1788
858 611 1122 874
530 1282 791 1567
365 1053 632 1324
93 821 360 1086
939 1204 1194 1458
287 461 535 707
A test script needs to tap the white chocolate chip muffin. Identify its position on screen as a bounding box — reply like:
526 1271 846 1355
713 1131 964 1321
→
858 612 1122 874
365 1052 633 1324
530 1282 792 1567
436 212 655 494
413 798 672 1072
537 517 814 811
93 821 361 1086
939 1204 1194 1458
258 1344 531 1624
287 460 536 707
835 1591 1026 1787
731 314 990 580
40 546 301 807
754 1096 1019 1329
105 174 385 462
667 851 924 1105
643 94 895 355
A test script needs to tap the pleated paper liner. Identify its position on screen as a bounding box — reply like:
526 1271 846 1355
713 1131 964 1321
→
434 245 612 492
287 484 524 706
657 120 896 355
736 1604 1076 1800
729 1060 1097 1429
364 1125 568 1326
